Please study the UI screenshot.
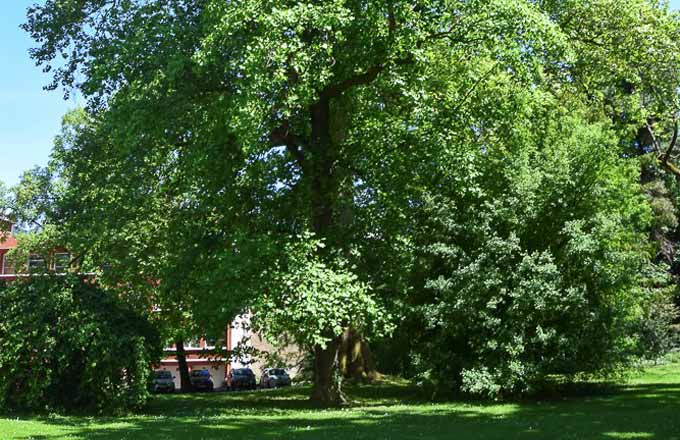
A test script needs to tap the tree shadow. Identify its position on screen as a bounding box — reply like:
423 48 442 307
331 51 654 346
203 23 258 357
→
7 382 679 440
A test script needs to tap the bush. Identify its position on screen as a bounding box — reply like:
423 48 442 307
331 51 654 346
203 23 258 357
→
637 287 680 359
409 113 653 398
0 276 160 412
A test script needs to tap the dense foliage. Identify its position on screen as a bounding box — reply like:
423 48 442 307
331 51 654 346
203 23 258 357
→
19 0 680 403
0 276 161 412
412 112 653 396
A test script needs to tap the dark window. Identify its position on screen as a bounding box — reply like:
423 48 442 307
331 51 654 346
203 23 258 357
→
54 253 70 272
28 255 46 272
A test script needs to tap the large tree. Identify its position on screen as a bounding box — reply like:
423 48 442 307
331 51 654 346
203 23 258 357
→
24 0 680 404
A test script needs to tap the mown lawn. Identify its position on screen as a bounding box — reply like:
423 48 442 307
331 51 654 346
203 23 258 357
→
2 361 679 440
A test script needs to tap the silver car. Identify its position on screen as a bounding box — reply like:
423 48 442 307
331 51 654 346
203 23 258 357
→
151 370 176 393
260 368 291 388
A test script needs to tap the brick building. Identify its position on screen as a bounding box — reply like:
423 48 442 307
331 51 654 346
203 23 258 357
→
0 224 18 281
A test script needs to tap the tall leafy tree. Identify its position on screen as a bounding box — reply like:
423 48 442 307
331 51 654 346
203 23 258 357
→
24 0 680 404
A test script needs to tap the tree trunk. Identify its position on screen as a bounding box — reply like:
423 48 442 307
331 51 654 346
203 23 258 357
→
175 337 192 392
310 335 347 406
307 97 350 406
339 327 380 382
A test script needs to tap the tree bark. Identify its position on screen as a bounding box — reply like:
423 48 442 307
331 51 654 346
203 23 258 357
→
306 97 350 405
339 327 380 382
175 337 192 392
311 335 347 406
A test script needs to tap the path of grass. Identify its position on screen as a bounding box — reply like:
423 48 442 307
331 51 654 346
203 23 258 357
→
1 361 679 439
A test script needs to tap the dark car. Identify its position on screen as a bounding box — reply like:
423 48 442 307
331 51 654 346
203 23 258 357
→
150 370 176 393
189 369 214 392
260 368 291 389
227 368 257 391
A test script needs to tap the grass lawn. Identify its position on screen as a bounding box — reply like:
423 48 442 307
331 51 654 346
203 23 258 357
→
1 361 679 440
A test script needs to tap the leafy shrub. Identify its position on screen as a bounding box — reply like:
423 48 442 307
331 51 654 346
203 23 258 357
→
410 113 653 398
0 276 160 412
637 287 679 359
668 325 680 352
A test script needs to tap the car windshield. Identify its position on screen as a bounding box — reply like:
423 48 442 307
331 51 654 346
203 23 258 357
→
191 370 210 377
154 371 172 379
234 368 253 375
270 369 286 376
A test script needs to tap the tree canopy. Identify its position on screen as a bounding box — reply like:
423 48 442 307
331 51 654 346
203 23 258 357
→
22 0 680 404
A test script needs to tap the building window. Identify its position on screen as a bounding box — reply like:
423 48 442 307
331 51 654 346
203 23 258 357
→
204 338 225 349
28 255 47 272
54 253 70 273
1 256 14 275
185 337 202 349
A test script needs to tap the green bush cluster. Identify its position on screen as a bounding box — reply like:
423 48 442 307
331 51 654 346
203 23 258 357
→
0 276 160 412
405 112 657 397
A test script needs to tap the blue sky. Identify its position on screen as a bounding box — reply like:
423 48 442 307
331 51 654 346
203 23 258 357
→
1 1 680 187
0 1 79 187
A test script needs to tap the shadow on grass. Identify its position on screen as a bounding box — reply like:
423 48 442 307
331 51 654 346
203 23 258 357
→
6 381 680 440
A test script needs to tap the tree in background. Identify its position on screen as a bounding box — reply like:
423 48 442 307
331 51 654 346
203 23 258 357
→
0 116 206 394
22 0 680 404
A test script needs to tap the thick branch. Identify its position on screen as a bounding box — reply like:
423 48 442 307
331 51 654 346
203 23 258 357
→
286 144 306 168
659 160 680 178
646 122 662 153
648 119 678 162
663 121 678 161
321 64 385 99
647 121 680 178
320 55 415 99
271 121 306 167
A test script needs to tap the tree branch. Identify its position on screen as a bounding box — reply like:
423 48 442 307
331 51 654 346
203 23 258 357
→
321 64 386 99
319 21 483 100
388 4 396 36
286 144 306 168
661 160 680 178
663 120 678 161
647 120 680 178
271 121 306 168
450 62 499 115
646 121 662 153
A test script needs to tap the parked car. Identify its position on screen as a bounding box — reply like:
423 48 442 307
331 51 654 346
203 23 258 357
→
227 368 257 390
189 369 214 392
151 370 176 394
260 368 291 389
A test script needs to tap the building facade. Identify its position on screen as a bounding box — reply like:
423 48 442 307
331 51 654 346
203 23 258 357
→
0 228 18 282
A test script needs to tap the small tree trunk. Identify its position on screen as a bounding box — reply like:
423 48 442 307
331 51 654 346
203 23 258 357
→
175 337 192 392
311 335 347 406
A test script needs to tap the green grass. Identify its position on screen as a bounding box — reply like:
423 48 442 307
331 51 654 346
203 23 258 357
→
2 361 679 440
